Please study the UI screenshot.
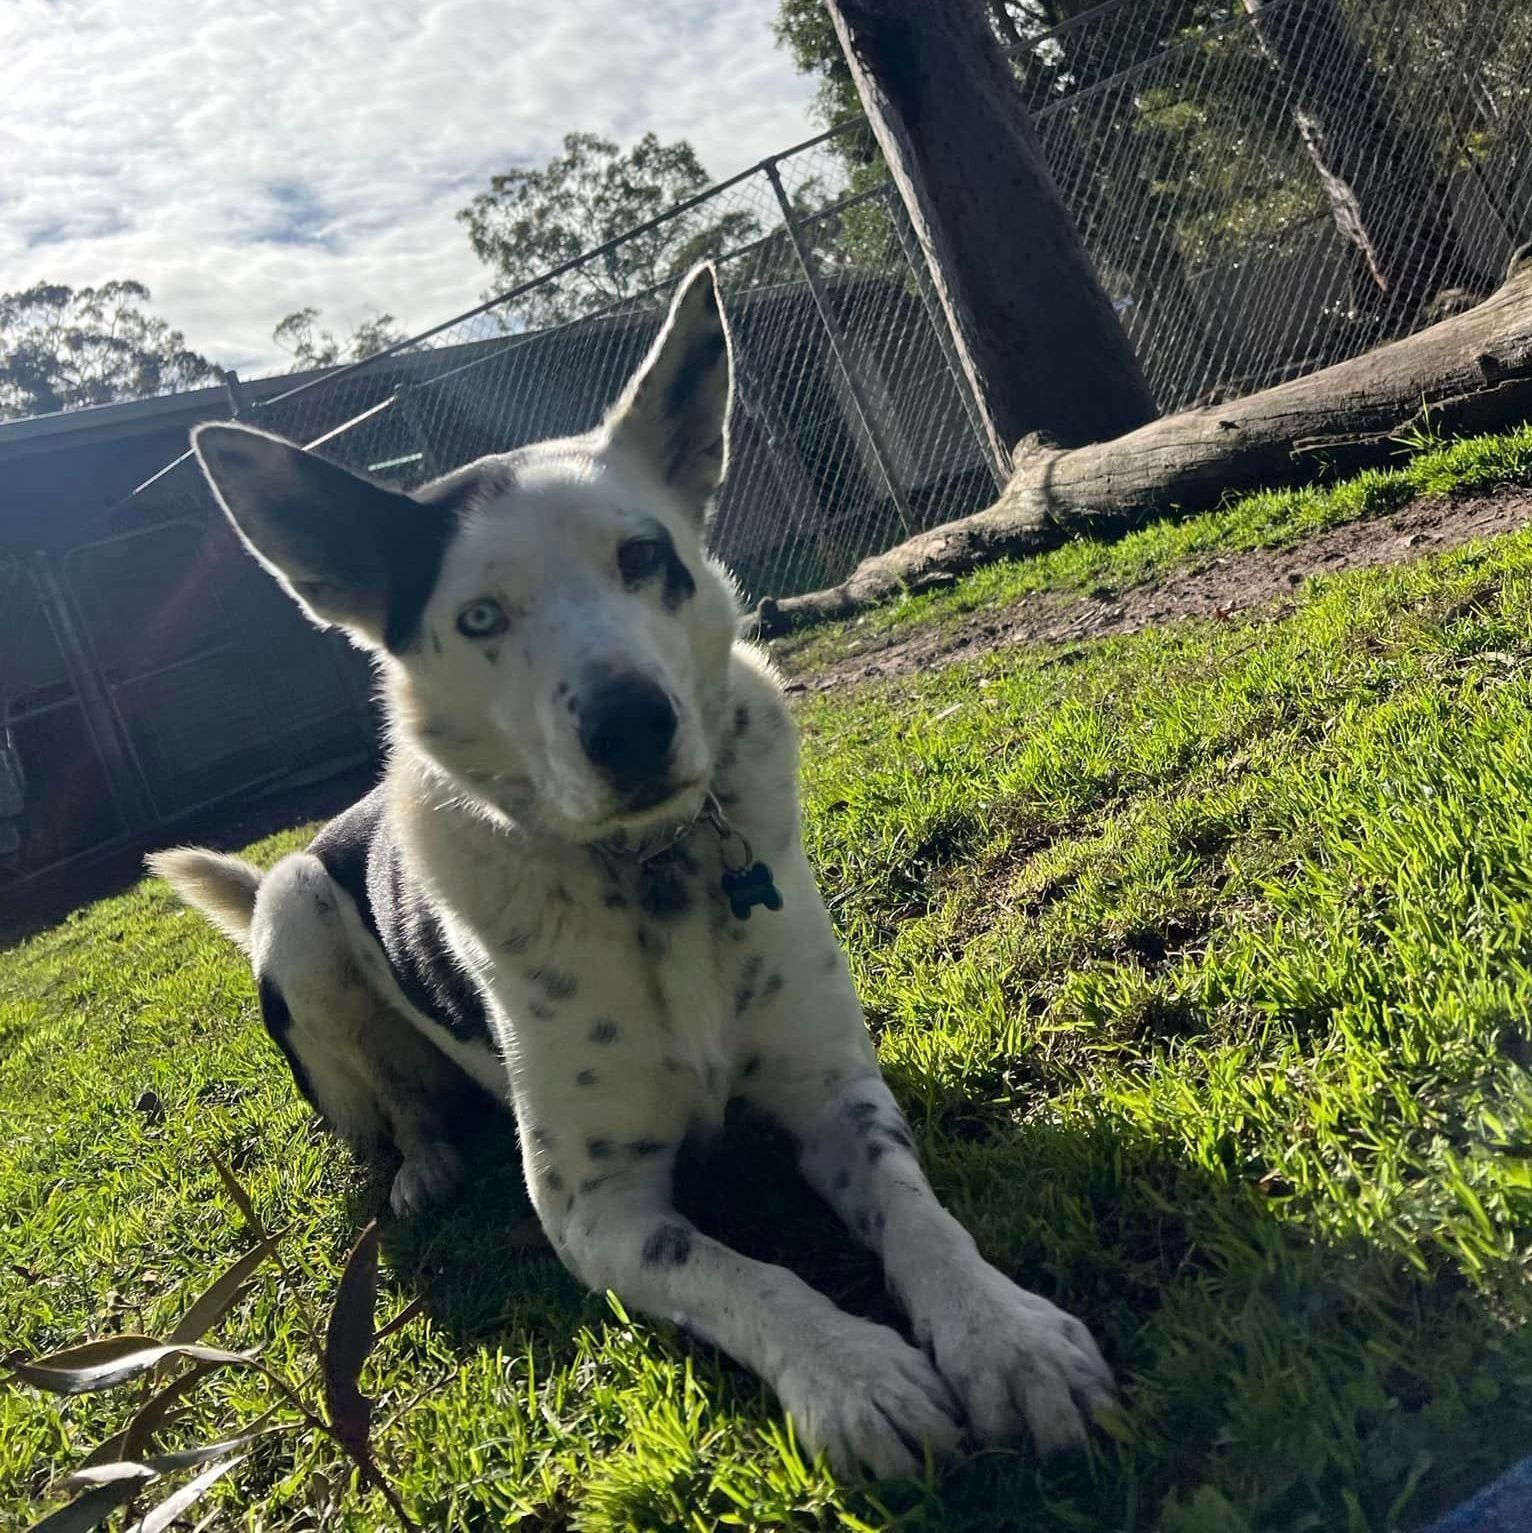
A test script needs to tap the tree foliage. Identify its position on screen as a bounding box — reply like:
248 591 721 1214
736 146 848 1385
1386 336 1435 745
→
0 280 220 422
771 0 1518 323
457 132 760 328
769 0 1164 276
774 0 1223 123
773 0 862 130
272 307 407 372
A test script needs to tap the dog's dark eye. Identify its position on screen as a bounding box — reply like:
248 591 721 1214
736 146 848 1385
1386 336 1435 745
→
456 599 509 639
618 537 665 584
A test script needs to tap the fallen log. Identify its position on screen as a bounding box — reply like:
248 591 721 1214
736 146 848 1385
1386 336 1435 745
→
750 268 1532 638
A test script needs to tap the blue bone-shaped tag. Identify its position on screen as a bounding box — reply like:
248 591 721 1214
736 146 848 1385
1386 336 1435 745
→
720 861 783 920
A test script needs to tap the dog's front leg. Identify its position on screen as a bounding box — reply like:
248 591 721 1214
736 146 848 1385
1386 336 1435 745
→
523 1146 961 1477
730 880 1114 1456
792 1069 1116 1455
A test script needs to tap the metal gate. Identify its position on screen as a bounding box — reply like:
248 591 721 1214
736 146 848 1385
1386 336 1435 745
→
1 511 379 892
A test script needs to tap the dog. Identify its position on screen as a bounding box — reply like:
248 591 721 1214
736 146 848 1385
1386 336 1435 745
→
148 265 1114 1477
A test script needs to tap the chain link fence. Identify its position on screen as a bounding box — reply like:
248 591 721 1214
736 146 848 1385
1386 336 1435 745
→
122 126 995 609
1018 0 1532 409
114 0 1530 598
4 0 1527 894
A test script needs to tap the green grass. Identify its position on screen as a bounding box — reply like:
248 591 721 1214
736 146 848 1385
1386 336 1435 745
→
6 436 1532 1530
772 424 1532 674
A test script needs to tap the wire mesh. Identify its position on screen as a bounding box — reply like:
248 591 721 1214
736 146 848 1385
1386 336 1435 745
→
114 0 1522 598
115 129 994 605
1015 0 1531 407
6 0 1528 886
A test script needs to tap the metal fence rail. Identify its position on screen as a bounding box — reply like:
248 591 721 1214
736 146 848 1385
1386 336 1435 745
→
2 0 1525 893
113 0 1531 596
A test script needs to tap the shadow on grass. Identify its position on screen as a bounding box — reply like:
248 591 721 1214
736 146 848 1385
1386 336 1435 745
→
344 1081 1532 1533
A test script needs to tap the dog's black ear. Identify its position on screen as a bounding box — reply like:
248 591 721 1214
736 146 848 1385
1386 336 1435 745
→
599 263 733 524
192 423 456 653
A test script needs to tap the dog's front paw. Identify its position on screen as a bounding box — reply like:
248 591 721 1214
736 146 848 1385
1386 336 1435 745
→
390 1141 465 1216
776 1318 962 1479
927 1265 1114 1456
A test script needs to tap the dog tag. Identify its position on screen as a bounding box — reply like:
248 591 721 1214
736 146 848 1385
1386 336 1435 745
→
720 861 783 920
701 793 783 919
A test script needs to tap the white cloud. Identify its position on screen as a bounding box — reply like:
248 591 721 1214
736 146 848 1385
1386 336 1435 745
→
0 0 819 374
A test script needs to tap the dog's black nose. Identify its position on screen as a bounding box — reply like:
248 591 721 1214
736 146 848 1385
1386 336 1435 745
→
578 675 678 792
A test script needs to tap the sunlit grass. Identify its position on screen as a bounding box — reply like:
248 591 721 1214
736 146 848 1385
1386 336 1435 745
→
6 434 1532 1529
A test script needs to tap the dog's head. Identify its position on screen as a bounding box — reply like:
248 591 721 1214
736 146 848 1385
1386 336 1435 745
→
193 264 742 845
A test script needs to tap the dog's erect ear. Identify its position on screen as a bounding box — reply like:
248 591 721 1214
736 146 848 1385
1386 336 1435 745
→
192 423 456 653
599 263 733 524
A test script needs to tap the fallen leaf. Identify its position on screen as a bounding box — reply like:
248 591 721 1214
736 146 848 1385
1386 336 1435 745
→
121 1454 247 1533
28 1475 148 1533
62 1464 156 1490
167 1240 280 1347
12 1337 253 1396
324 1221 380 1466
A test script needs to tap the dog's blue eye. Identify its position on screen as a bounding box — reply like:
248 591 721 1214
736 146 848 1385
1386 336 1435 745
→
618 537 664 584
456 600 508 639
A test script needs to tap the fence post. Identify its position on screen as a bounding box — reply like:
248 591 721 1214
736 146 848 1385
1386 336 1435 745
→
761 159 916 537
28 553 155 833
221 369 251 419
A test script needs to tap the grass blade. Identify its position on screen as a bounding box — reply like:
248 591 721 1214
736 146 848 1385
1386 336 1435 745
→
323 1220 380 1465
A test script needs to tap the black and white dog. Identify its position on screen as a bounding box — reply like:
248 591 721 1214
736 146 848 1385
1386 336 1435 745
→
150 265 1113 1476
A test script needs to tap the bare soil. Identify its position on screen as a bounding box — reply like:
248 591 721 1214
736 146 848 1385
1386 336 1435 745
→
782 488 1532 693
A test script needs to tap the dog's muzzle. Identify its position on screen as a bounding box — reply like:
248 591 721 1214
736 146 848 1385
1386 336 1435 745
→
577 673 680 807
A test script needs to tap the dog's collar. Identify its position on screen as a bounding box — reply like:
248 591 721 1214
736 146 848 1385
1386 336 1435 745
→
596 791 735 865
598 793 783 920
593 796 707 863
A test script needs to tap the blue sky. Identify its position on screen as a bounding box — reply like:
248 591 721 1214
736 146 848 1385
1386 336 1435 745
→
0 0 819 374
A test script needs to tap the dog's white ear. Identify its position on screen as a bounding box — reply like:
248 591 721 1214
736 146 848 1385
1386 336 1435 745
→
192 423 456 653
599 263 732 524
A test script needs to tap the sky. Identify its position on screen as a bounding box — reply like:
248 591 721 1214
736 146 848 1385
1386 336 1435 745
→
0 0 820 376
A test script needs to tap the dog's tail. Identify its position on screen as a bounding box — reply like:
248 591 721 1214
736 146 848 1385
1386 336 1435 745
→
146 847 263 950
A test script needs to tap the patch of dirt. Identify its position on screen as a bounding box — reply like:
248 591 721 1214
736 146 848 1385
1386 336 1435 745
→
782 488 1532 693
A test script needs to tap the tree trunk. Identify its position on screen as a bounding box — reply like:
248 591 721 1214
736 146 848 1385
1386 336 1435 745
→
824 0 1158 471
750 266 1532 636
1241 0 1501 330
